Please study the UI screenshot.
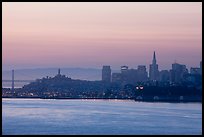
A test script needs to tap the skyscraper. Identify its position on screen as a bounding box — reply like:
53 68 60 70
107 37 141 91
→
170 63 188 83
149 51 159 81
102 66 111 82
137 65 148 82
121 66 128 73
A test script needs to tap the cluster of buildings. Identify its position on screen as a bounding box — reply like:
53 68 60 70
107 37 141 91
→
102 51 202 85
2 53 202 100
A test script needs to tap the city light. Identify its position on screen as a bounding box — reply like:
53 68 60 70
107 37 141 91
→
136 86 144 90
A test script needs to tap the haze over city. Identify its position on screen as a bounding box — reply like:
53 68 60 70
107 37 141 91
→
2 2 202 70
2 2 202 136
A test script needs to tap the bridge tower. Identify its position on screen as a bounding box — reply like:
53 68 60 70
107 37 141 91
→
12 69 14 93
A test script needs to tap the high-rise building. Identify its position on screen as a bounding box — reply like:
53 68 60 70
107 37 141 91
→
121 66 128 73
149 51 159 81
120 65 130 84
102 66 111 82
170 63 188 83
120 66 138 84
137 65 148 82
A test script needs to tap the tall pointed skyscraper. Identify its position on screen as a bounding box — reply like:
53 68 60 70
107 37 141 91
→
149 51 159 81
153 51 156 64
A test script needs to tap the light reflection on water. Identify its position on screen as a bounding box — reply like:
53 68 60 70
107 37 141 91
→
2 98 202 135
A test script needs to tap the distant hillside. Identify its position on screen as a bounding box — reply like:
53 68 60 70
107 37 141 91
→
2 68 120 81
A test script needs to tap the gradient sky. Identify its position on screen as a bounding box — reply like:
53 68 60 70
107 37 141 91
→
2 2 202 71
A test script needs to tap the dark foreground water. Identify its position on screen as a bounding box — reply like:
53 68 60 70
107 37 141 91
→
2 98 202 135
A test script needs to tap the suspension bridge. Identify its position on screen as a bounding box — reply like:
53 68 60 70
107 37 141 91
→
2 70 36 90
2 80 34 82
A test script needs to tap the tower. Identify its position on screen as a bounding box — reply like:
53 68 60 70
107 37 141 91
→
12 69 14 93
171 63 188 83
137 65 148 82
153 51 156 64
102 66 111 83
149 51 159 81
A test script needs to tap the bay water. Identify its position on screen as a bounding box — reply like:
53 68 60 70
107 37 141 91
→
2 98 202 135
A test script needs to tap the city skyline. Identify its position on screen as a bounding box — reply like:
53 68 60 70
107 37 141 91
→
2 2 202 70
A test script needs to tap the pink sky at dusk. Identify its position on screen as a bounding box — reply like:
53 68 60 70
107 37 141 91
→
2 2 202 70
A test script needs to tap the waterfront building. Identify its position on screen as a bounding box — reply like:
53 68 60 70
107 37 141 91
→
102 66 111 82
149 51 159 81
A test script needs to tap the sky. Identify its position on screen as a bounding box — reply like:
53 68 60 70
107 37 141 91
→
2 2 202 71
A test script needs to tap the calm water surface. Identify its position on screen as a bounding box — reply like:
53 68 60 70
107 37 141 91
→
2 98 202 135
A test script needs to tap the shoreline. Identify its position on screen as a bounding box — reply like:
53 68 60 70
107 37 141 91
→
2 97 202 103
